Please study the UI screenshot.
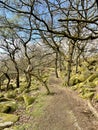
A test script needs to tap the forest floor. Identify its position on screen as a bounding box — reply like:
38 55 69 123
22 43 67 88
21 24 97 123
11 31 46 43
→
15 73 98 130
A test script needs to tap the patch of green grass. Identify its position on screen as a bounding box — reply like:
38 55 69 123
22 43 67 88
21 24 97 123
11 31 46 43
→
31 94 47 117
12 123 31 130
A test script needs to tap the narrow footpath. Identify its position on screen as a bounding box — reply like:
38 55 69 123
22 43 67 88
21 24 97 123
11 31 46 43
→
30 76 98 130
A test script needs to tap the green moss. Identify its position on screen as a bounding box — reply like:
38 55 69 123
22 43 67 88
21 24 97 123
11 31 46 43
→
0 93 4 98
16 95 24 101
71 85 78 91
81 92 94 100
19 85 27 93
77 82 84 88
0 113 19 123
4 91 16 98
96 67 98 72
87 73 98 82
89 58 97 65
70 74 81 86
94 94 98 102
0 101 17 113
31 94 47 117
93 78 98 86
23 94 36 106
11 123 32 130
0 105 10 113
85 82 96 88
20 77 26 82
79 87 95 94
82 61 89 67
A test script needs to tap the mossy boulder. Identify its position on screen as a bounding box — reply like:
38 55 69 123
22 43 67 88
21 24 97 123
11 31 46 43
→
81 92 94 100
4 91 16 99
70 72 92 86
0 97 12 102
96 66 98 72
93 78 98 86
0 101 17 113
88 66 93 70
89 58 97 65
0 105 10 113
71 82 84 90
79 87 96 94
23 94 36 106
81 61 89 67
78 74 90 82
77 82 85 88
94 94 98 102
18 84 27 93
14 85 27 94
70 74 81 86
87 73 98 82
16 94 24 101
20 77 26 82
0 93 4 98
0 113 19 129
83 82 96 88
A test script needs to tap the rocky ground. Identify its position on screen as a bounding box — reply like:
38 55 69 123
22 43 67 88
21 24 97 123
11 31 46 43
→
1 73 98 130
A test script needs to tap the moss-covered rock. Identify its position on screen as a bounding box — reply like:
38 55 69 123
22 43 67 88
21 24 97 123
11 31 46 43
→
83 82 96 88
93 78 98 86
79 87 96 94
15 94 24 101
0 105 10 113
19 84 27 93
0 122 13 130
87 73 98 82
14 84 27 94
23 94 36 106
0 93 4 98
88 58 97 65
71 82 84 90
0 113 19 129
0 97 12 102
70 72 92 86
70 74 81 86
81 92 94 100
4 91 16 99
81 61 89 67
96 66 98 72
94 94 98 102
0 101 17 113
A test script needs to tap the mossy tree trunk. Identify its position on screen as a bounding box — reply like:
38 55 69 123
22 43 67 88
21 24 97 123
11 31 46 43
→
59 54 64 72
25 70 32 88
4 73 11 91
67 41 75 86
55 52 59 78
13 62 20 88
23 43 33 88
75 42 86 73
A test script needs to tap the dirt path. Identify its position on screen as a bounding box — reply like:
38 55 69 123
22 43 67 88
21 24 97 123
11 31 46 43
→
29 76 98 130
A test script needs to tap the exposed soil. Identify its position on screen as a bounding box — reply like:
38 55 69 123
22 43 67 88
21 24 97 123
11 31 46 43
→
29 90 97 130
15 74 98 130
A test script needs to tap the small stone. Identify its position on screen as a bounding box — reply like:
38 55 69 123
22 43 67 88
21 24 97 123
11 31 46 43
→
0 121 13 129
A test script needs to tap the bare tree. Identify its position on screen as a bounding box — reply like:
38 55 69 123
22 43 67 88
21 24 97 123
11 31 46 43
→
0 0 98 86
0 36 20 88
